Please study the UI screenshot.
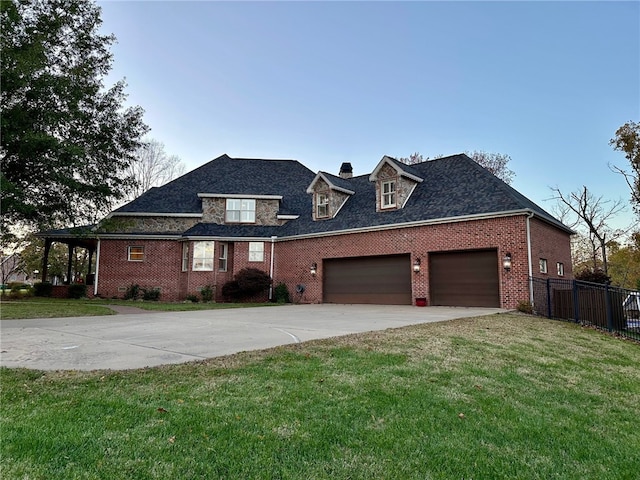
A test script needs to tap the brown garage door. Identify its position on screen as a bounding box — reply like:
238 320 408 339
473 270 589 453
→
429 250 500 307
323 254 412 305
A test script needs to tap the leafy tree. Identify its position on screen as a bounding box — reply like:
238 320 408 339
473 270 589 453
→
607 233 640 289
397 150 515 184
574 268 611 285
610 121 640 211
123 138 185 202
0 0 148 231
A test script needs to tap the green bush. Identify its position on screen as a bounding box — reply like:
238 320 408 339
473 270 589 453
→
124 284 140 300
273 283 290 303
200 285 214 302
186 294 199 303
516 300 533 314
68 284 87 299
33 282 53 297
141 288 161 301
221 280 241 302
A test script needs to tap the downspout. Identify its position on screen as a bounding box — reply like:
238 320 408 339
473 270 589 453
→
526 211 534 304
268 236 277 300
94 239 101 297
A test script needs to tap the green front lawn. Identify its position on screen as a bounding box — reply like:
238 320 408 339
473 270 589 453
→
0 297 279 320
2 314 639 479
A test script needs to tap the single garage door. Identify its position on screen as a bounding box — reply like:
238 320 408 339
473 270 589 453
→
323 254 412 305
429 250 500 307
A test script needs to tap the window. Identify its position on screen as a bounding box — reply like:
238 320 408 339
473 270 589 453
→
128 246 144 262
557 262 565 276
226 198 256 223
382 180 396 208
249 242 264 262
218 242 228 271
316 193 329 218
181 243 189 271
193 241 214 271
539 258 548 274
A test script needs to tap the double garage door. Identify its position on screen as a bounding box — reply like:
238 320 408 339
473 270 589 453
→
323 250 500 307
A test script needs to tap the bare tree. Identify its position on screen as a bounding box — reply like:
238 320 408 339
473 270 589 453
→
550 186 627 276
124 138 185 201
465 151 515 185
397 150 515 184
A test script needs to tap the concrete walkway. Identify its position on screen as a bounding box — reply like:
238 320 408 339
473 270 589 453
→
0 304 504 371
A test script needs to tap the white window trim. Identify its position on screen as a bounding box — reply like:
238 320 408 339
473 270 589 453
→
193 241 214 271
316 192 329 218
181 243 189 271
381 180 396 208
540 258 548 274
128 246 144 262
218 242 228 272
249 242 264 262
557 262 564 276
225 198 256 223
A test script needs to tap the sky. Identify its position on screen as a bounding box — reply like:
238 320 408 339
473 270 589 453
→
98 0 640 229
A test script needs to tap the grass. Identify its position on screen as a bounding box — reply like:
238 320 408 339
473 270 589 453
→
1 313 639 479
0 297 279 319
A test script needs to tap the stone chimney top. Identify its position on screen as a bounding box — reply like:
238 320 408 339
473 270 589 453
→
339 162 353 179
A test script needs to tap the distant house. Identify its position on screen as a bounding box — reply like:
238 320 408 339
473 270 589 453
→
40 154 572 307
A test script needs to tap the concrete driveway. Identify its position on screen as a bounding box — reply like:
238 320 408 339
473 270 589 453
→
0 304 504 371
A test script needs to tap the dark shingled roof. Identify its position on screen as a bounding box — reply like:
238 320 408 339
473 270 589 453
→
113 153 570 238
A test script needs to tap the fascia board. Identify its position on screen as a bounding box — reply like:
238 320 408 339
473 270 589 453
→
197 193 283 200
107 212 202 218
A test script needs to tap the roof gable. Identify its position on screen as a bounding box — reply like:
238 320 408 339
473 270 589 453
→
368 155 424 183
306 172 355 195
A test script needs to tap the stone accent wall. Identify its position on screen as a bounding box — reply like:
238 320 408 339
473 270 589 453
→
100 216 199 234
373 163 418 212
309 178 351 220
202 197 282 225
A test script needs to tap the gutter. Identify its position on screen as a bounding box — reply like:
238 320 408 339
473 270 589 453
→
526 211 534 305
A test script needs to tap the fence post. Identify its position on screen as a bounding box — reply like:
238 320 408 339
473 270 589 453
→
605 284 613 332
572 280 580 323
546 278 552 319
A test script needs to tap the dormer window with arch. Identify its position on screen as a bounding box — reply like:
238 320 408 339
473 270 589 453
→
382 180 396 208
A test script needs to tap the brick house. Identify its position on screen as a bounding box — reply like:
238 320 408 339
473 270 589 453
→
40 153 572 308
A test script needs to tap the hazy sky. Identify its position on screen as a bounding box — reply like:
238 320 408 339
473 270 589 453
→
99 0 640 227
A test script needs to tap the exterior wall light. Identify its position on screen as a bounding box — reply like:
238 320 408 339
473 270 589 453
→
413 258 421 273
503 253 512 271
310 262 317 276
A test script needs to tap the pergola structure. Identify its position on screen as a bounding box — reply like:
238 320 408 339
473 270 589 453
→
37 226 98 286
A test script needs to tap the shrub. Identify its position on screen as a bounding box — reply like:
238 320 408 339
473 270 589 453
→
33 282 53 297
273 283 290 303
124 284 140 300
575 268 611 285
142 288 161 301
200 285 214 302
68 284 87 299
516 300 533 314
235 268 272 296
221 280 241 302
186 294 199 303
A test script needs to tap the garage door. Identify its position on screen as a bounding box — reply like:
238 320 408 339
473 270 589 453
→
429 250 500 307
323 254 412 305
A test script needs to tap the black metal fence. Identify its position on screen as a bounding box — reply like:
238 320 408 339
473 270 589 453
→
530 277 640 342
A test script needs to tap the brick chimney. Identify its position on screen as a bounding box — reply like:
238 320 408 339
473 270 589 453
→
339 162 353 179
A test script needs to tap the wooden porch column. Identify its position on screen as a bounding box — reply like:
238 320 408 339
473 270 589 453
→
41 239 52 284
66 244 74 285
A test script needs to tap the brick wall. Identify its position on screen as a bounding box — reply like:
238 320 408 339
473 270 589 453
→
95 214 571 307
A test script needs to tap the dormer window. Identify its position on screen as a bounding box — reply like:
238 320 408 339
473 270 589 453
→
316 193 329 218
382 180 396 208
226 198 255 223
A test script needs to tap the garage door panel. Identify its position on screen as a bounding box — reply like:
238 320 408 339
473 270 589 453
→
324 254 411 305
429 250 499 307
